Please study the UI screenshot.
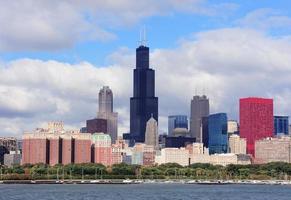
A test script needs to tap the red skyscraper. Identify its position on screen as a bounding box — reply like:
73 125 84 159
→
239 97 273 157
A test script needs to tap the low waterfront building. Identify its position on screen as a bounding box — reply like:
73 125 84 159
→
189 143 251 166
22 122 92 165
155 148 190 166
131 143 155 166
111 144 123 165
92 133 112 166
255 136 291 163
74 134 92 164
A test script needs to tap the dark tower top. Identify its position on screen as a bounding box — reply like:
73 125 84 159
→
136 45 149 69
128 45 158 145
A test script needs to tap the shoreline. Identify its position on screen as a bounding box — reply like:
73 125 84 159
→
1 179 291 185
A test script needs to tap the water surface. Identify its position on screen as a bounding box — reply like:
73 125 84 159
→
1 184 291 200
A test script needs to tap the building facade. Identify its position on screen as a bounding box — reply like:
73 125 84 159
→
155 148 190 166
255 136 291 164
129 45 158 144
239 97 273 156
190 95 209 142
189 143 251 166
22 122 93 165
208 113 228 154
86 118 107 134
73 134 92 164
229 134 246 154
165 136 195 148
92 133 112 166
274 116 289 136
168 115 188 136
4 152 21 167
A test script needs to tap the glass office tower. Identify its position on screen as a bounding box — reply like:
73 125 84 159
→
168 115 188 136
274 116 289 136
208 113 228 154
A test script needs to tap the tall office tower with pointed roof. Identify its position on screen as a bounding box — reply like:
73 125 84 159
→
145 117 159 150
190 95 209 143
129 43 158 144
97 86 118 143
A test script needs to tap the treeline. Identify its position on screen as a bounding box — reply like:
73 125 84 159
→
1 162 291 180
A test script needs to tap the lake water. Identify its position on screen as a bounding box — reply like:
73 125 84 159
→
1 184 291 200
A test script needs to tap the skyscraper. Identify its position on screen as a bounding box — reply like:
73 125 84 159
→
168 115 188 136
274 116 289 136
99 86 113 113
190 95 209 142
208 113 228 154
145 117 159 150
129 45 158 143
97 86 118 143
240 97 273 157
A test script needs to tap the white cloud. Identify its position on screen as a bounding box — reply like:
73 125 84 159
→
1 27 291 137
237 8 291 32
0 0 237 51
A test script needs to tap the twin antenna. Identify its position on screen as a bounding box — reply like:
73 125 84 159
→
139 26 147 46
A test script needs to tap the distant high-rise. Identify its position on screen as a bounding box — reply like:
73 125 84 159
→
145 117 159 150
274 116 289 136
168 115 188 136
240 97 273 156
190 95 209 142
208 113 228 154
99 86 113 113
129 45 158 143
97 86 118 143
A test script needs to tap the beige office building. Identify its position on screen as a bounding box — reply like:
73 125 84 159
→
155 148 190 166
255 136 291 164
229 134 246 154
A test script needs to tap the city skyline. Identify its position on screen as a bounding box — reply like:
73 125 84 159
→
0 1 291 138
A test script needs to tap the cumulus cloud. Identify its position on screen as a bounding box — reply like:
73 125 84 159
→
0 0 237 51
1 27 291 137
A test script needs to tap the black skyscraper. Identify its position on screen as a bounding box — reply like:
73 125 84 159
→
129 45 158 143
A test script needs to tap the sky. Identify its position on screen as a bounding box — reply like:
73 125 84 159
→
1 0 291 138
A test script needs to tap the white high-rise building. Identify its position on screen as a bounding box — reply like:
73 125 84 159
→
145 117 159 150
97 86 118 143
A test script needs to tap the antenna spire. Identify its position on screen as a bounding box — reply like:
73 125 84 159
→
139 25 147 46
